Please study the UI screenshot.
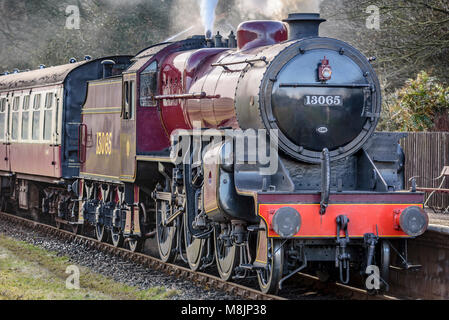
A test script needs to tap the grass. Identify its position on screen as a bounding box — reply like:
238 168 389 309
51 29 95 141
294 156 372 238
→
0 234 178 300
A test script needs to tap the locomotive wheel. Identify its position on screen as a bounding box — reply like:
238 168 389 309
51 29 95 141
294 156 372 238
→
70 202 81 235
257 239 284 294
378 240 390 291
214 224 238 281
0 196 7 212
111 228 124 247
128 238 143 253
183 212 206 271
72 224 82 235
156 201 177 263
365 240 390 294
95 224 107 242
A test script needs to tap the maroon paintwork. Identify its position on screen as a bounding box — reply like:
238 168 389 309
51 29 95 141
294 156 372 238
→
146 22 292 142
0 144 9 172
80 78 122 181
160 51 190 133
10 144 60 178
131 22 291 155
0 142 61 179
183 48 229 128
236 21 288 51
135 44 182 154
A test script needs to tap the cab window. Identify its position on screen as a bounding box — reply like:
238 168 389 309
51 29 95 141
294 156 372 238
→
123 81 135 120
123 81 129 118
140 61 158 107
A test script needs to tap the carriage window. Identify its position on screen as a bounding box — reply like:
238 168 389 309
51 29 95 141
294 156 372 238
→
32 111 40 140
43 109 52 140
33 94 41 110
13 97 20 111
45 92 53 109
0 98 6 140
0 98 6 112
44 92 53 140
140 61 158 107
32 94 41 140
23 95 30 110
22 112 29 140
11 97 20 140
22 96 30 140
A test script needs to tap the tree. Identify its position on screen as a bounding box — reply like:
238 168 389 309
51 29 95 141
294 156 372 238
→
321 0 449 91
378 71 449 131
0 0 173 72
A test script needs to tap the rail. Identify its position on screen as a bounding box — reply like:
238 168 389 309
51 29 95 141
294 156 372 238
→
0 211 407 300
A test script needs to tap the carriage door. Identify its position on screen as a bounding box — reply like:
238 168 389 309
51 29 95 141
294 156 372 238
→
0 96 10 172
120 76 137 182
44 92 58 177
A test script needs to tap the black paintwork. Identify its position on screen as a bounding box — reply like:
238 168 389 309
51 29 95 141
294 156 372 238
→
232 131 405 195
272 49 369 151
283 13 326 40
259 38 381 164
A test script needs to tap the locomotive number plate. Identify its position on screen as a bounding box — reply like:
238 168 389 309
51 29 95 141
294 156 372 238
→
304 95 343 106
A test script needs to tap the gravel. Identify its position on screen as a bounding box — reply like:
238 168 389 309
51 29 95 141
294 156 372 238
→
0 219 240 300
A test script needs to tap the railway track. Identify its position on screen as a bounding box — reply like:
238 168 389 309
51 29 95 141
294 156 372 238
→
0 211 396 301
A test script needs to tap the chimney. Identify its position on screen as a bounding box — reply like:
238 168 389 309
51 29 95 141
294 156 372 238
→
283 13 326 40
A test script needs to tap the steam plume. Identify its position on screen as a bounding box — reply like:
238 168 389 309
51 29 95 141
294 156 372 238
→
200 0 219 36
236 0 322 20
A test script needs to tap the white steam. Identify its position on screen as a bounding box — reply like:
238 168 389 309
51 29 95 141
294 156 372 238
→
167 0 323 42
200 0 219 35
236 0 322 20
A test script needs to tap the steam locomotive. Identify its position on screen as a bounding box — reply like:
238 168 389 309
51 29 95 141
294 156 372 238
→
0 13 428 294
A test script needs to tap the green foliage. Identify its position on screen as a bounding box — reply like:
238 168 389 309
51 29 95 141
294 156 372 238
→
379 71 449 132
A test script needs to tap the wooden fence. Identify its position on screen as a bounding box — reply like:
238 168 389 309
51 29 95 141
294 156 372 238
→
400 132 449 210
